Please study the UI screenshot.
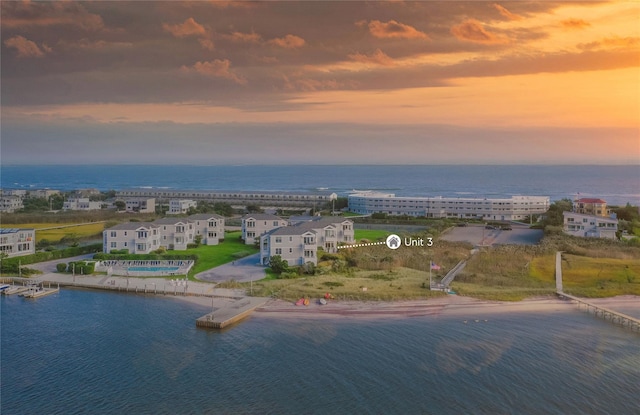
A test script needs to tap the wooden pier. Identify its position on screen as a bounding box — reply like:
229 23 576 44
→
556 251 639 332
557 292 640 332
196 297 270 329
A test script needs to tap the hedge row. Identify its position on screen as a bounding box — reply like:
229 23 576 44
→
1 243 103 273
67 261 96 275
92 253 198 261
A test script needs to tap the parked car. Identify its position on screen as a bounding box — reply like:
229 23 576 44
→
501 225 512 230
457 222 468 227
485 225 495 229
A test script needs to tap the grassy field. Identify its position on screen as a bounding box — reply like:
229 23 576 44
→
558 254 640 297
187 231 258 279
353 229 389 242
248 267 447 301
0 222 106 243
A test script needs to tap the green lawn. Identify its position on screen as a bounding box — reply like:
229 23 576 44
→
187 231 258 279
354 229 390 242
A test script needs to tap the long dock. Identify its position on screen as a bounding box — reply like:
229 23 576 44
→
555 251 640 332
557 292 640 331
196 297 270 329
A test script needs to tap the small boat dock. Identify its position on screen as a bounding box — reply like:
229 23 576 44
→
196 297 270 329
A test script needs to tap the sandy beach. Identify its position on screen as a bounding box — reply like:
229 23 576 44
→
176 293 640 321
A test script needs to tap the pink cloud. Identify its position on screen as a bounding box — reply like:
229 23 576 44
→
348 49 395 66
561 19 591 29
163 17 207 38
225 31 262 43
180 59 246 84
268 34 305 48
451 19 508 44
4 35 50 58
367 20 429 40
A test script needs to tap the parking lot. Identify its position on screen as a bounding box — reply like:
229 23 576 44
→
440 224 543 246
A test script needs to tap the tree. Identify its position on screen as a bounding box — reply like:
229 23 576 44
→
246 204 263 213
114 200 126 211
269 255 288 274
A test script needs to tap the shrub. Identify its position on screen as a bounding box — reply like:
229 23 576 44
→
56 263 67 273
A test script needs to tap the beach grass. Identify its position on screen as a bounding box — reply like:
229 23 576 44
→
35 223 105 242
559 254 640 297
187 231 258 279
247 267 447 301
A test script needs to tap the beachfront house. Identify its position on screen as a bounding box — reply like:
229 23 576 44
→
573 197 609 217
63 197 102 211
0 228 36 258
259 218 355 266
103 222 160 254
153 218 195 250
168 199 197 215
124 198 156 213
242 213 288 245
0 195 24 213
563 211 618 239
188 214 225 245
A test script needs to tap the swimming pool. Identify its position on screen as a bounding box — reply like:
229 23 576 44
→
127 267 180 272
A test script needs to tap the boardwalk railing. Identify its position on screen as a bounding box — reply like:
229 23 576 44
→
555 251 639 332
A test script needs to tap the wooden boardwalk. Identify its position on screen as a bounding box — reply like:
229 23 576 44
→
555 251 640 332
196 297 270 329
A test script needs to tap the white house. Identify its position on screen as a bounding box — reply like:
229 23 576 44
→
103 222 160 254
242 214 288 245
188 214 225 245
168 199 197 214
125 198 156 213
63 197 102 211
260 218 355 266
153 217 195 250
563 212 618 239
0 196 24 213
0 228 35 258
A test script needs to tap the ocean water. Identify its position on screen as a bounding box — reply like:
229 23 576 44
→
2 289 639 415
1 164 639 205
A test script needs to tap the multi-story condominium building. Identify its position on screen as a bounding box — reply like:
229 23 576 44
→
188 214 225 245
573 197 608 217
260 218 355 266
168 199 197 215
563 212 618 239
116 189 336 208
1 189 28 197
0 228 35 258
124 198 156 213
63 197 102 211
242 214 288 245
154 218 195 250
0 196 24 213
103 222 161 254
348 192 550 221
27 189 60 199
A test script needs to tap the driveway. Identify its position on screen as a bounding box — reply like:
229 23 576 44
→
440 224 543 246
194 253 266 283
26 254 95 273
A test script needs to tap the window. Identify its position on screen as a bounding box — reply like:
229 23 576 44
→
273 221 280 226
124 242 127 247
275 248 282 255
110 231 116 237
304 250 314 258
304 236 314 245
289 248 293 253
275 237 282 243
111 242 117 248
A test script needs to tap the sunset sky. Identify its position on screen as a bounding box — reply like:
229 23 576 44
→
1 0 639 165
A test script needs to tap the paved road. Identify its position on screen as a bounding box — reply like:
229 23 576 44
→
194 253 267 283
26 254 95 273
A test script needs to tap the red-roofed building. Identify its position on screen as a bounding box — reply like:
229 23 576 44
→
573 198 608 217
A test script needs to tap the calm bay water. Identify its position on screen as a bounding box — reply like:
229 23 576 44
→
2 290 639 415
1 164 639 205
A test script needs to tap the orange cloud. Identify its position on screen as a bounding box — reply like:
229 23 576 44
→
225 31 262 43
578 36 640 51
451 19 508 44
561 19 590 29
163 17 207 38
268 34 305 48
198 38 215 51
1 2 104 31
367 19 429 40
180 59 246 84
4 35 51 58
348 49 395 66
493 4 522 21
